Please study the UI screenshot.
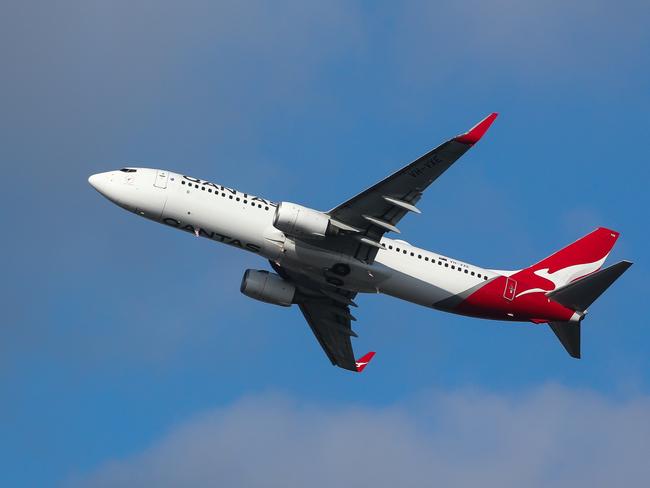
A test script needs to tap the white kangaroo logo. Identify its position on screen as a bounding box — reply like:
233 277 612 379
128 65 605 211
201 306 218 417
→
515 255 608 299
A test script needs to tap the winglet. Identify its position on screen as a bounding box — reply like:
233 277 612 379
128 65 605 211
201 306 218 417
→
355 352 376 372
454 113 498 145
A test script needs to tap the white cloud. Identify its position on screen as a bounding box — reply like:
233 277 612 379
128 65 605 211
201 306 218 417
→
68 385 650 488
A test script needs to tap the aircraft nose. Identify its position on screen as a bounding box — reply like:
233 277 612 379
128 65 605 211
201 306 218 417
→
88 173 102 189
88 171 115 200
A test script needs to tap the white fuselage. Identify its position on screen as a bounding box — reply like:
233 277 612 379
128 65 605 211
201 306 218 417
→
89 168 498 311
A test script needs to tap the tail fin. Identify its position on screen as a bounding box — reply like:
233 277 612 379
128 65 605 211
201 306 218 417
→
523 227 621 289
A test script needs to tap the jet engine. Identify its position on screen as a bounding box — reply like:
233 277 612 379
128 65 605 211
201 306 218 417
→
240 269 296 307
273 202 333 239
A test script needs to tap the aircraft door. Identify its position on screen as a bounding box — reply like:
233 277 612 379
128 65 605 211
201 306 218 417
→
154 170 169 189
503 277 517 301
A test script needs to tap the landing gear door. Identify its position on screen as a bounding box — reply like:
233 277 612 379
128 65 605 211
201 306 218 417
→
154 170 169 189
503 277 517 301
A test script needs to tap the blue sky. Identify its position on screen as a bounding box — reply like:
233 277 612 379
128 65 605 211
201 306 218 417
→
1 1 649 486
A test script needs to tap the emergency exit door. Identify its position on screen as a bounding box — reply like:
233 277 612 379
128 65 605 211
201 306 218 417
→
154 170 169 189
503 277 517 301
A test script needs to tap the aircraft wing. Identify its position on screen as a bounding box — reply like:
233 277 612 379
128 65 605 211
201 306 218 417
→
271 261 371 372
299 299 358 371
326 113 497 263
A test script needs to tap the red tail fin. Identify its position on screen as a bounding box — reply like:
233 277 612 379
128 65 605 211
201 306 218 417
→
355 352 376 373
522 227 620 288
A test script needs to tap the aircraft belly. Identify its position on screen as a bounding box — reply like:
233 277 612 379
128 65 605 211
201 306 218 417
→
374 266 453 307
277 239 391 293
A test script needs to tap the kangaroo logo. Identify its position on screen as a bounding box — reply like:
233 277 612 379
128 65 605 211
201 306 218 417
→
515 255 608 299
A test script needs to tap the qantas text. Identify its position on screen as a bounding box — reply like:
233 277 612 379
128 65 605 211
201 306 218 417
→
163 217 262 253
182 175 277 208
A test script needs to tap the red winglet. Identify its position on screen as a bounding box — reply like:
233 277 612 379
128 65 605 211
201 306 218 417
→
454 112 498 145
355 352 376 372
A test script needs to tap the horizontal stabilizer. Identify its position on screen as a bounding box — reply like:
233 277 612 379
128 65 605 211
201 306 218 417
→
547 260 632 312
549 321 581 359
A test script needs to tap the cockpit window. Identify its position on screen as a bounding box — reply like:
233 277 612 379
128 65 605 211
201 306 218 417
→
120 168 137 173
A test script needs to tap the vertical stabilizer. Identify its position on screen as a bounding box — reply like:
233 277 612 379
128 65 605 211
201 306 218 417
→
523 227 620 289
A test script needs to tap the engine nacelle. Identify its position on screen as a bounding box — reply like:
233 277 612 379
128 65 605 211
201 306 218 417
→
273 202 331 239
240 269 296 307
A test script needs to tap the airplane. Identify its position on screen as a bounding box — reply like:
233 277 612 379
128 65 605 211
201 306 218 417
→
88 113 632 372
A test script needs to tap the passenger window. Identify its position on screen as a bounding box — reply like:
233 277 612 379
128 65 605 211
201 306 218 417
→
451 265 455 270
445 263 449 267
424 256 429 261
464 269 468 273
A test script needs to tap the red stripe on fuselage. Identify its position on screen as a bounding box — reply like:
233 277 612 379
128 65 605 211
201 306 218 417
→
454 275 575 323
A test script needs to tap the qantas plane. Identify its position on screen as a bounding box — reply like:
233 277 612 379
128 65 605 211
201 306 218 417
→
88 113 631 372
